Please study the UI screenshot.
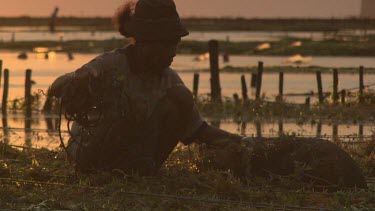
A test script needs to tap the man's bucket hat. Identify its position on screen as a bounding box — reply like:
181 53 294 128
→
122 0 189 41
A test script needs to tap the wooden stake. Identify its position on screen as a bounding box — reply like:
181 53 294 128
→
250 73 257 88
316 71 324 104
241 75 248 101
0 60 2 88
332 68 339 104
278 72 284 101
255 61 263 100
2 69 9 116
193 73 199 100
25 69 32 117
341 89 346 104
209 40 222 103
359 66 364 104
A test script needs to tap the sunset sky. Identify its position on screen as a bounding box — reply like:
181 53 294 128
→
0 0 361 18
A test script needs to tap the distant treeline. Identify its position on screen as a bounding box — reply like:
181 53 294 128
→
0 17 375 31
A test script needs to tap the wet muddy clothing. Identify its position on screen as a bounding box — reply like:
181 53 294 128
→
65 45 204 173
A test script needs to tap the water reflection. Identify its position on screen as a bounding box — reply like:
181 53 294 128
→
0 114 373 149
2 117 9 144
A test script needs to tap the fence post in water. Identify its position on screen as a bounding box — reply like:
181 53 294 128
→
255 121 262 138
316 121 322 137
278 119 283 137
2 69 9 116
2 117 9 144
316 71 324 104
25 69 32 117
255 61 263 100
241 75 248 101
0 60 2 88
277 72 284 102
341 89 346 104
233 93 240 108
193 73 199 100
359 66 364 104
250 73 257 88
305 97 311 108
359 123 364 142
332 123 338 142
332 68 339 104
208 40 222 103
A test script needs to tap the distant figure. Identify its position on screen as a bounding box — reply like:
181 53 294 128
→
18 52 28 60
44 52 49 60
67 52 74 60
223 52 230 63
49 7 59 33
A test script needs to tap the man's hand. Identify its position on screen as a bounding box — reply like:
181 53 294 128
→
49 67 100 98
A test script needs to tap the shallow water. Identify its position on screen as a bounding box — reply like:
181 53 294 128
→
1 27 375 42
1 114 373 149
0 51 374 103
0 50 374 149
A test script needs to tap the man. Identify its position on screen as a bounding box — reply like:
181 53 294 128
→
50 0 243 176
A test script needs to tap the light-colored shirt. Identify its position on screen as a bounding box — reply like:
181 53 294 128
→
75 46 203 142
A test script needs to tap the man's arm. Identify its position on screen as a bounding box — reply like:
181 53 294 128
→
191 122 244 148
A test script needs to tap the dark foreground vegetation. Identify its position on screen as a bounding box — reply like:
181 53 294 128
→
1 17 375 31
1 90 375 209
0 135 374 210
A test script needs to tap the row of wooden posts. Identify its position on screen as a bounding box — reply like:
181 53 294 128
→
0 60 33 117
0 40 368 118
194 40 366 105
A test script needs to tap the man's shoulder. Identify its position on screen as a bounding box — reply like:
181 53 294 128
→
163 67 184 85
96 47 128 62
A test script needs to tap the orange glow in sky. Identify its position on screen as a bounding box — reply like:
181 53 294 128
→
0 0 361 18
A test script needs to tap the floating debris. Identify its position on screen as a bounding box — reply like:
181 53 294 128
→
256 43 271 51
290 41 302 47
17 52 28 60
283 54 312 64
194 52 209 61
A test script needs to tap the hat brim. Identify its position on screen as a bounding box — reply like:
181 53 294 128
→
123 19 189 41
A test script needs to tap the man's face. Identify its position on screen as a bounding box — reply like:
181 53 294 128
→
136 38 180 72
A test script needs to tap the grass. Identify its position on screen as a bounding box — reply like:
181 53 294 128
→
0 136 374 210
1 87 375 209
